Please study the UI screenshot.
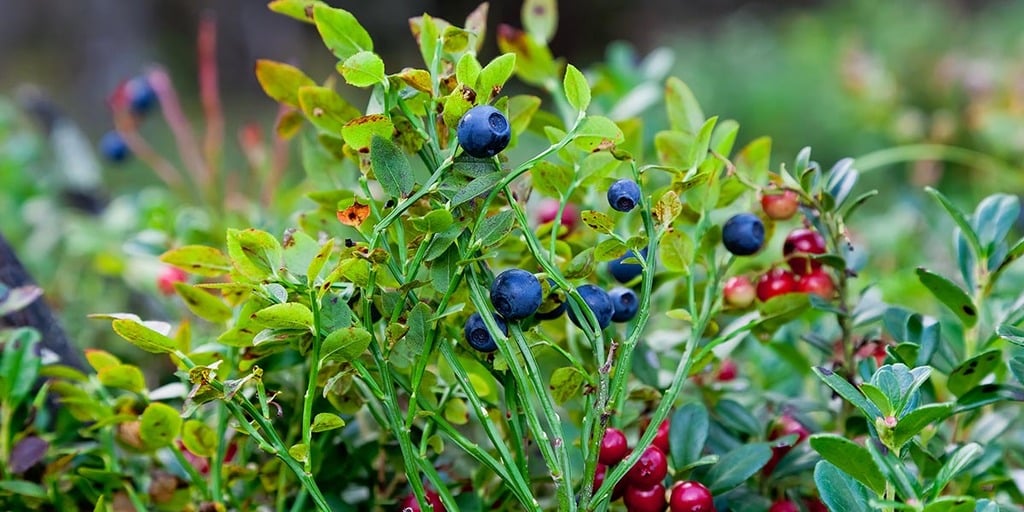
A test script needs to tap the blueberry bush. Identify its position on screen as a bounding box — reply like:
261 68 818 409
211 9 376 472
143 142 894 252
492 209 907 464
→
3 1 1024 512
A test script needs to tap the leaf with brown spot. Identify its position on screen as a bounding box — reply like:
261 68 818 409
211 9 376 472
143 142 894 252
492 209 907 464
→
337 201 370 227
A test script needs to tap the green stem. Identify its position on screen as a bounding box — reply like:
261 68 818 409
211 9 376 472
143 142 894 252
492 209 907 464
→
211 347 236 504
302 289 324 475
169 442 212 500
0 400 11 480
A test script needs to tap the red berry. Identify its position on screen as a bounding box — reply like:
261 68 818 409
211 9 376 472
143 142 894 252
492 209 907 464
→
716 360 738 382
804 498 828 512
723 276 756 308
798 269 835 298
537 199 579 236
764 414 811 475
593 463 607 490
783 229 826 275
768 500 800 512
761 189 800 220
653 420 670 454
398 490 445 512
600 428 629 465
158 266 188 296
624 483 667 512
669 481 715 512
626 445 668 488
756 268 798 301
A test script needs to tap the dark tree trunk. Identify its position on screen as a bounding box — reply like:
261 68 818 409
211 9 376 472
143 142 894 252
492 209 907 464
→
0 232 85 371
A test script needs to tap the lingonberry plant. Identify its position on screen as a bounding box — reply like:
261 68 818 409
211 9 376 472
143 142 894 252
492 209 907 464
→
6 1 1024 512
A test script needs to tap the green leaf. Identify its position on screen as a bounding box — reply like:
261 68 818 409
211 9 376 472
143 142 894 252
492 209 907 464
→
814 461 872 512
522 0 557 43
915 267 977 328
931 443 982 498
307 238 335 286
659 229 693 274
550 367 585 404
456 53 482 89
715 399 762 436
997 324 1024 347
1010 356 1024 385
496 25 556 87
809 434 886 494
664 76 704 135
530 161 572 198
565 247 596 279
0 480 47 499
704 442 772 494
85 349 120 373
563 64 590 113
441 26 471 54
97 364 145 393
251 303 314 331
954 384 1024 413
477 53 516 102
594 239 628 262
321 327 372 363
443 398 469 425
429 246 460 294
813 366 881 420
735 136 772 183
859 383 893 417
509 95 542 136
111 319 177 354
921 497 977 512
669 403 709 470
297 85 361 135
160 246 232 277
924 187 982 261
181 419 217 457
289 443 309 463
313 4 372 60
573 116 625 151
254 59 316 108
341 114 394 150
339 51 386 88
411 210 454 234
580 210 615 234
0 328 41 405
267 0 321 23
140 402 182 450
971 193 1019 255
452 172 503 207
311 412 346 433
226 228 282 281
476 210 516 248
686 117 717 171
173 283 233 323
947 349 1002 396
370 134 414 199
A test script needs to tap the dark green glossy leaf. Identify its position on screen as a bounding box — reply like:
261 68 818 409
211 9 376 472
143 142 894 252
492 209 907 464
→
669 403 709 470
476 210 516 248
924 187 982 261
813 366 881 420
955 384 1024 413
892 403 954 449
814 461 871 512
947 350 1001 396
809 434 886 494
370 135 414 199
915 267 977 328
931 443 982 499
704 442 772 494
0 328 41 406
452 172 502 207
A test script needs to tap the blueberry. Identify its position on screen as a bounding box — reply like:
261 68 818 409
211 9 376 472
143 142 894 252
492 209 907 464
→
535 280 567 320
608 287 639 322
490 269 542 320
607 248 647 284
567 284 614 330
126 76 158 115
457 105 511 158
464 312 506 352
607 179 641 212
722 213 765 256
99 131 130 163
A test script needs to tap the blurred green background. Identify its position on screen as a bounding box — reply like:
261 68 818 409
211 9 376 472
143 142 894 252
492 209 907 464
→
2 0 1023 357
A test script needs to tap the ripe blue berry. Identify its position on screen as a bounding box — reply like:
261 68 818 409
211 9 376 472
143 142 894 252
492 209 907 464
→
99 131 130 163
464 312 506 352
607 248 647 284
457 105 511 158
535 280 567 320
607 179 641 212
608 287 639 322
568 284 614 330
490 269 542 320
722 213 765 256
125 76 158 115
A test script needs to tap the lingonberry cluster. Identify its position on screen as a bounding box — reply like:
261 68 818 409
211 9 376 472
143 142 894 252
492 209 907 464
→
721 188 837 307
594 422 717 512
